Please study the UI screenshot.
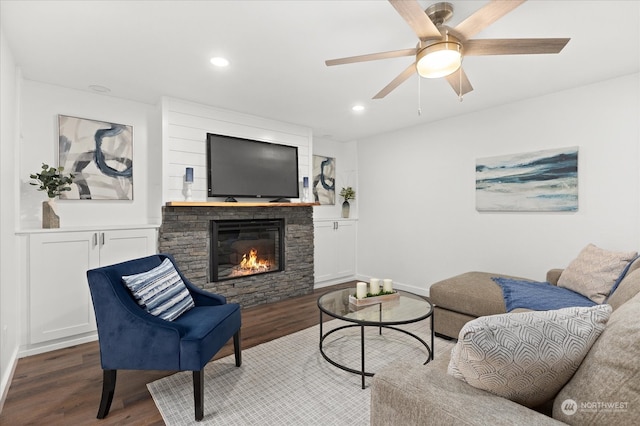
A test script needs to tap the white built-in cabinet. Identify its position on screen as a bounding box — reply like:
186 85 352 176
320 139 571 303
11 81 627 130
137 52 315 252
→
314 219 356 285
20 226 158 355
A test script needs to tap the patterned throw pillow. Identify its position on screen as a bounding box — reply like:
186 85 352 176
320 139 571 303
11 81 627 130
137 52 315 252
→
447 305 611 408
122 258 195 321
557 244 637 303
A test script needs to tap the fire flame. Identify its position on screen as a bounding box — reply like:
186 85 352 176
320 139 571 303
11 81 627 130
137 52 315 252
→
240 249 270 271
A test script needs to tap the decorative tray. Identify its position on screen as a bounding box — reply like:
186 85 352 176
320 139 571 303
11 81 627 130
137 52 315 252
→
348 291 400 306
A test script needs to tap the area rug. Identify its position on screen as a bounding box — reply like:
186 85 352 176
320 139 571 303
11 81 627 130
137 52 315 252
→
148 319 455 425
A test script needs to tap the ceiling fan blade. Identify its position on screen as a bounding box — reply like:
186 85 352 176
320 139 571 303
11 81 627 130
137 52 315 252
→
445 67 473 96
455 0 526 40
464 38 570 55
373 63 417 99
389 0 441 40
325 48 417 66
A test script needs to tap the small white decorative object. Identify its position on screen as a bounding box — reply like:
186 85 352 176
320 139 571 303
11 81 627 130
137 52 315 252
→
185 167 194 201
184 182 193 201
302 176 310 202
370 278 380 295
383 279 393 293
356 282 368 299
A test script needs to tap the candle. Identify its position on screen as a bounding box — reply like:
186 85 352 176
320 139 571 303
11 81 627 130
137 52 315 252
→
185 167 194 183
370 278 380 295
356 282 368 299
383 279 393 293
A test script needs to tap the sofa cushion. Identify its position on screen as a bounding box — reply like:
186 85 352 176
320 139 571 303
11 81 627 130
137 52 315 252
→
448 304 611 408
606 267 640 311
557 244 637 303
552 292 640 424
430 271 532 317
122 258 195 321
372 359 565 426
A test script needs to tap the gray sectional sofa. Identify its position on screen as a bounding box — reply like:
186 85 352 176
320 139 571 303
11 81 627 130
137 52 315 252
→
370 257 640 425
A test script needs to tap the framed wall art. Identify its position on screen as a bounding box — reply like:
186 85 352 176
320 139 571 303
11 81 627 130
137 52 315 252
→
58 115 133 200
476 146 578 212
312 154 335 205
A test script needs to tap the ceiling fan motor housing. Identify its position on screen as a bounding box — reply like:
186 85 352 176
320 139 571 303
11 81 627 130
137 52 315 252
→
425 2 454 27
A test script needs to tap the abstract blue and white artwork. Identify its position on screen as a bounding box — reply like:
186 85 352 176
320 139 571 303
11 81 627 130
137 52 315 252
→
476 146 578 212
58 115 133 200
312 154 335 205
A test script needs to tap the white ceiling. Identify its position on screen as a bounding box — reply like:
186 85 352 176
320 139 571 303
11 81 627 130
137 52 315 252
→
1 0 638 142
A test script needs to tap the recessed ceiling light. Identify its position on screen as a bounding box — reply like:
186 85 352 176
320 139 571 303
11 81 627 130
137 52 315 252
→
210 57 230 67
352 105 365 112
89 85 110 93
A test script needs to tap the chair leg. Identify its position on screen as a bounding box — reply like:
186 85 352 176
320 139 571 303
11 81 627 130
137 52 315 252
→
97 369 117 419
193 370 204 421
234 329 242 367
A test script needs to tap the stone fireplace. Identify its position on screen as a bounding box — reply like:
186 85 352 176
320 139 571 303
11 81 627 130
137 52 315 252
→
158 202 315 307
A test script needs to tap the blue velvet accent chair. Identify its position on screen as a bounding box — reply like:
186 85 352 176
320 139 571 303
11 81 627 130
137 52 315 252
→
86 253 242 421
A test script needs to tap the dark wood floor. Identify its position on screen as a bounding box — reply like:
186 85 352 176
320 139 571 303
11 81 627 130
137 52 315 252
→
0 281 355 425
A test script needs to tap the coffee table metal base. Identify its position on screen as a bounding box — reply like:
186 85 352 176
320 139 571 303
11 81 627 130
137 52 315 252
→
319 312 433 389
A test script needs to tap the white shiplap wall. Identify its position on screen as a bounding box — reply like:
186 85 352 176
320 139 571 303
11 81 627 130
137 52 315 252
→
161 97 313 203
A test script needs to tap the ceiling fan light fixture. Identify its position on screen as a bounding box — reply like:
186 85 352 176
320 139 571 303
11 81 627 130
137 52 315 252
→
416 40 462 79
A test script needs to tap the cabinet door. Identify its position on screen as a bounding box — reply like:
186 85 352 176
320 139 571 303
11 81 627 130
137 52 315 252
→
335 221 356 278
29 232 99 344
314 221 337 283
99 228 157 267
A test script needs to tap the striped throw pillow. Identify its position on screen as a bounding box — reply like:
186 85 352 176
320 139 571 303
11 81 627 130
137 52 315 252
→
122 258 195 321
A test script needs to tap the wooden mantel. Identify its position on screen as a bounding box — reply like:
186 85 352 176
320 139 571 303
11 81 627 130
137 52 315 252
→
165 201 319 207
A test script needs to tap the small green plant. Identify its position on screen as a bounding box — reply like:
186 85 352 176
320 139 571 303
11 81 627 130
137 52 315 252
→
339 186 355 201
30 163 75 198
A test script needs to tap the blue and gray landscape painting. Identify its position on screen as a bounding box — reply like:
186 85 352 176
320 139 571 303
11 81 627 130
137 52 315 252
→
475 147 578 211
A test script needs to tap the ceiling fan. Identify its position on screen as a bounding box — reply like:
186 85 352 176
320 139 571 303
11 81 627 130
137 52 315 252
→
325 0 570 99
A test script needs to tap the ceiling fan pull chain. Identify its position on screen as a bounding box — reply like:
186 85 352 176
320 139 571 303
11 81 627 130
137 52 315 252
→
458 59 464 102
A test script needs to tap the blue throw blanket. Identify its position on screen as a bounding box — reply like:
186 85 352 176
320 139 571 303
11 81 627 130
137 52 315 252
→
492 277 597 312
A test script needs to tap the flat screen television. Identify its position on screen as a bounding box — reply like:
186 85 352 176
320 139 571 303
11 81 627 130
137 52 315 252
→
206 133 299 200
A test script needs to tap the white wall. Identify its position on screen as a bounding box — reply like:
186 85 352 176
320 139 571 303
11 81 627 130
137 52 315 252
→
313 137 358 220
0 26 20 411
19 81 159 229
356 74 640 296
162 97 313 203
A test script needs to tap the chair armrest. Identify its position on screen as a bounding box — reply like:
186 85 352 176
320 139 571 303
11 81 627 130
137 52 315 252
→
187 283 227 306
546 269 563 285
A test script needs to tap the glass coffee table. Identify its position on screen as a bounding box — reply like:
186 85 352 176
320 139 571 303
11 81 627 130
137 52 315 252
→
317 288 434 389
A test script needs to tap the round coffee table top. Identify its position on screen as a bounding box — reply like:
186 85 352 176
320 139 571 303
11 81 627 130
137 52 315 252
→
317 288 433 326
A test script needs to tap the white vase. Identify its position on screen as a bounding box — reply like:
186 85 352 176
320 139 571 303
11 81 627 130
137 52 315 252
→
42 198 60 228
341 200 350 218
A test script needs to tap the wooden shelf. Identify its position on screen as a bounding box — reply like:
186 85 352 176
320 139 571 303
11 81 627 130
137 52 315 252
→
165 201 319 207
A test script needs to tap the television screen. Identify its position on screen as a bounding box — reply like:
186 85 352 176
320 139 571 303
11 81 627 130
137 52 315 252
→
206 133 299 200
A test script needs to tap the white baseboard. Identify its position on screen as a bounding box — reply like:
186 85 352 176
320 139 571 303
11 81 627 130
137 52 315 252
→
314 276 357 289
18 332 98 358
0 345 19 415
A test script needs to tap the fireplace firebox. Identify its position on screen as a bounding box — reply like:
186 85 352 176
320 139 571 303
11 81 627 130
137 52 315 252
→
211 219 284 282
